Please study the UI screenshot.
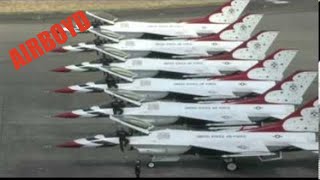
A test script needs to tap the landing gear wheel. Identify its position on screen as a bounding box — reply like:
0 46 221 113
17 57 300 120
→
147 162 155 168
225 162 238 172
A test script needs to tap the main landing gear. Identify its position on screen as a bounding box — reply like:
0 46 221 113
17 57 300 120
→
92 19 104 28
223 158 238 171
105 74 119 89
147 162 155 168
99 55 113 66
93 37 109 46
145 157 239 171
111 98 125 115
146 156 180 169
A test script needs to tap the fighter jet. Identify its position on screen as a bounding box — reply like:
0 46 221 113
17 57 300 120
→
57 98 319 171
53 49 297 104
63 0 250 40
54 71 317 127
52 14 263 60
51 31 279 81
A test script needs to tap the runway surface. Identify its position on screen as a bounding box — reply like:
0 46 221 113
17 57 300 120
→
0 0 318 177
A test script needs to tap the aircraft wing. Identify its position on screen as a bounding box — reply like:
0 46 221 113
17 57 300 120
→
109 115 153 134
164 36 195 40
193 90 236 101
104 89 144 106
87 28 123 43
97 66 137 82
171 47 210 59
85 11 118 25
78 43 129 62
182 72 221 79
172 54 209 59
192 140 270 155
184 110 252 123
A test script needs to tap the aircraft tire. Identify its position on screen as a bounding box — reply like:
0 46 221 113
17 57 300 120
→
147 162 155 168
225 162 238 172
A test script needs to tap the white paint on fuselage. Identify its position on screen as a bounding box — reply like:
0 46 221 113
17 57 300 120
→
104 39 243 57
75 130 316 158
100 21 228 38
127 130 316 155
120 101 295 123
117 78 276 98
75 102 295 124
111 58 258 76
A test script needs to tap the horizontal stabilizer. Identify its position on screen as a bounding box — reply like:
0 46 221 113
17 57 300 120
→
98 66 136 82
110 115 152 134
87 28 123 42
104 89 143 106
78 43 129 61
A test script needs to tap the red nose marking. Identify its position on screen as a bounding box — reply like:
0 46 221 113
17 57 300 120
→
51 67 71 73
53 88 76 94
57 141 83 148
52 47 68 53
54 112 80 118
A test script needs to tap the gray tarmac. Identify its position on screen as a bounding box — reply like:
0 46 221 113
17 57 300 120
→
0 0 318 177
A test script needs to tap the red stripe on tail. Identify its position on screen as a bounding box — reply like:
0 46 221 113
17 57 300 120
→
193 13 253 41
221 71 310 104
244 98 318 132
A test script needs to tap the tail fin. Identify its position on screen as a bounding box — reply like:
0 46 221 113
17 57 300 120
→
207 31 279 60
263 71 317 104
226 71 318 105
212 49 296 81
230 31 279 60
245 49 298 81
245 98 319 132
195 14 263 41
184 0 250 24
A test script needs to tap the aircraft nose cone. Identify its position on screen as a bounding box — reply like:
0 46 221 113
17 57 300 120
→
52 47 68 53
54 112 80 119
53 87 76 94
57 141 83 148
51 67 71 73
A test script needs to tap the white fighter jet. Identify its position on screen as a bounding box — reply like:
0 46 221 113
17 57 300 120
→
51 31 279 81
54 71 317 127
53 49 297 103
52 14 263 60
57 98 318 171
64 0 250 40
